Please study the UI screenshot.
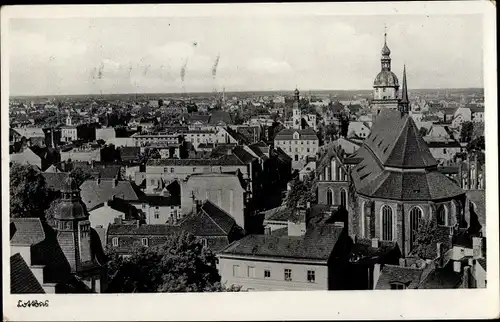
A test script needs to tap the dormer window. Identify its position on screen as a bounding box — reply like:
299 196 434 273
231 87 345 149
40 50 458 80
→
293 132 300 140
142 238 149 247
112 237 119 247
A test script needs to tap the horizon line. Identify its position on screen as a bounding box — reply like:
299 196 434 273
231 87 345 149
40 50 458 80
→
10 87 485 98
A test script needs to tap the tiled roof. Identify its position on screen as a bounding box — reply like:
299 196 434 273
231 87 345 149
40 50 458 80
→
233 146 257 164
10 253 46 294
80 180 143 210
274 128 319 141
349 110 464 201
209 111 233 125
180 201 237 236
375 264 425 289
262 205 293 222
10 218 46 245
219 223 344 261
417 266 462 289
135 195 181 207
225 127 249 144
89 197 142 219
107 224 181 236
146 154 245 167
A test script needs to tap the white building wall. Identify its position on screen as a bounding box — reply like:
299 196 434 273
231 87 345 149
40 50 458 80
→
218 256 329 291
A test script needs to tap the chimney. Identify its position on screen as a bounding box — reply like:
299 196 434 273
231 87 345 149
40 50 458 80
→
136 219 141 228
399 258 406 267
371 238 379 248
114 216 123 225
472 237 483 259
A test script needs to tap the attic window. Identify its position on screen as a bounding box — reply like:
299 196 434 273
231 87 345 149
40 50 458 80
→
383 147 388 154
360 173 370 180
413 188 421 193
356 165 366 172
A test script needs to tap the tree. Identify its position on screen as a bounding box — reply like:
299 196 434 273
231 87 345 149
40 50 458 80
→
411 218 441 259
284 174 317 209
106 231 242 293
467 136 485 153
418 127 428 137
325 123 338 140
10 163 49 218
459 121 474 143
69 167 94 186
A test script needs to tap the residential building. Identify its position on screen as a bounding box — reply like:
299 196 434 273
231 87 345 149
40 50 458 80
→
274 128 319 170
106 200 244 255
217 205 350 291
80 178 144 210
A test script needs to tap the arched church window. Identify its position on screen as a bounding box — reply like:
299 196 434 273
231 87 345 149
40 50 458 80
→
410 207 423 250
327 189 334 205
340 189 347 208
437 205 447 226
381 205 393 241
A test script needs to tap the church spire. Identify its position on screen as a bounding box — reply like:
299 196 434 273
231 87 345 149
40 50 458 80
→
381 27 391 71
399 65 410 113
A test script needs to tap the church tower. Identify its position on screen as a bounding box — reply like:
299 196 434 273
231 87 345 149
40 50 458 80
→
292 88 302 130
398 65 410 114
65 112 72 126
371 30 400 110
53 176 107 292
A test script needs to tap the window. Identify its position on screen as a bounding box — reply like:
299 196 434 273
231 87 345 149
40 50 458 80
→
437 205 447 226
307 270 316 283
295 155 298 161
233 265 240 277
193 167 196 172
340 189 347 208
154 212 159 219
112 237 119 247
248 266 256 278
390 282 406 290
307 148 310 153
155 206 160 210
382 205 393 241
170 167 174 173
142 204 146 209
410 207 423 250
164 167 169 173
264 269 271 278
327 189 334 205
284 269 292 281
141 238 149 247
201 238 207 247
443 148 447 154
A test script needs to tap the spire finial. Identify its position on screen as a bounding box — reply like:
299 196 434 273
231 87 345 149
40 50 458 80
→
384 24 387 44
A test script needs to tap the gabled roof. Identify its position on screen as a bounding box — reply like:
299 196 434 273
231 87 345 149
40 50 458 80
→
10 253 45 294
233 146 257 164
180 200 237 236
375 264 425 289
80 180 143 210
219 222 344 262
10 218 46 246
42 172 70 191
209 111 233 125
274 127 318 141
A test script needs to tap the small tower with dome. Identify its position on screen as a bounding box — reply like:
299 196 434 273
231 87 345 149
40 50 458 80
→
53 176 108 292
292 88 302 130
371 30 401 110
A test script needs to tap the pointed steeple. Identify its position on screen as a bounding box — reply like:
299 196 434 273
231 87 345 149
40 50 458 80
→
399 65 410 113
381 28 391 71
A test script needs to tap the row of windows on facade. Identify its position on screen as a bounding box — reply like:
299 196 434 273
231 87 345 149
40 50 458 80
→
276 140 316 145
232 265 316 283
322 166 349 181
111 237 207 247
283 147 316 155
141 203 179 211
366 204 451 243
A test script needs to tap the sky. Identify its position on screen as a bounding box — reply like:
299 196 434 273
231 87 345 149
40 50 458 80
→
8 14 483 96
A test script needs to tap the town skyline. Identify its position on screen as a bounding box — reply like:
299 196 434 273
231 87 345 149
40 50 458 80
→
9 14 483 96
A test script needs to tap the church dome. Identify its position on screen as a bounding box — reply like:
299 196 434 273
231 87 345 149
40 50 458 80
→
381 43 391 56
54 200 88 221
374 70 399 88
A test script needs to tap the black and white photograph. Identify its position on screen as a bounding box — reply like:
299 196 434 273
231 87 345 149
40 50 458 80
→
2 2 498 320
